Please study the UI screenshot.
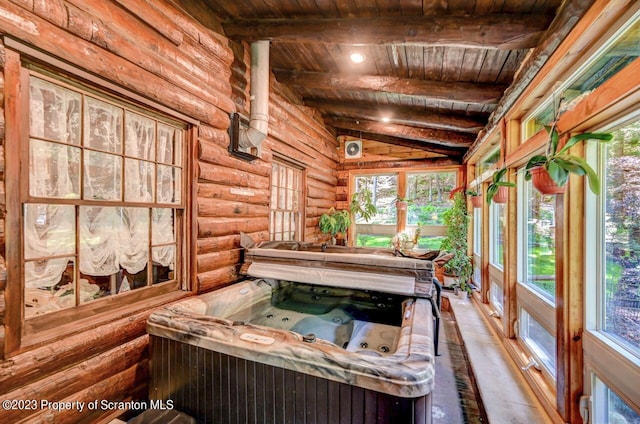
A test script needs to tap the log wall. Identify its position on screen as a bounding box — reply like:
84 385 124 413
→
0 0 338 421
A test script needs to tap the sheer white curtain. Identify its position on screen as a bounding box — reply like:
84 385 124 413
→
26 77 176 296
152 208 175 268
25 78 79 289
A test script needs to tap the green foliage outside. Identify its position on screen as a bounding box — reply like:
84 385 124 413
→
356 234 444 249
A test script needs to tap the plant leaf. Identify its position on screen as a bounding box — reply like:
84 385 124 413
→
547 160 569 187
524 155 548 180
486 185 498 204
553 156 586 175
557 132 613 155
564 154 601 194
493 167 508 183
525 155 548 169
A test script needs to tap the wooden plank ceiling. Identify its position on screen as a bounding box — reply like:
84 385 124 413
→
200 0 566 161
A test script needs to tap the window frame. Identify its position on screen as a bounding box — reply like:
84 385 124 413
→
583 115 640 419
269 157 306 241
518 305 557 383
489 200 505 269
351 167 460 249
3 41 194 353
517 170 557 303
353 172 399 247
404 170 456 247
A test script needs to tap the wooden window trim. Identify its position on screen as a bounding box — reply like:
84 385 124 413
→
3 44 194 356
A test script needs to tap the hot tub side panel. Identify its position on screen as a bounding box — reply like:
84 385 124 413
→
149 336 432 424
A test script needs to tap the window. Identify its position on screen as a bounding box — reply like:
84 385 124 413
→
585 116 640 422
24 72 185 319
473 207 482 255
478 147 500 176
354 174 398 247
473 207 482 290
490 280 504 316
523 10 640 139
591 375 640 424
406 171 455 249
591 119 640 352
519 307 557 380
270 160 304 241
489 201 505 268
520 177 556 302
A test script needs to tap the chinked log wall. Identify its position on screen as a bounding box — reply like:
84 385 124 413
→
0 0 338 422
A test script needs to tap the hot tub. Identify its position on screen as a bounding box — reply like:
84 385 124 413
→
147 244 437 423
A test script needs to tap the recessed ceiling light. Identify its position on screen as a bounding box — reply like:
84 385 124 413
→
350 52 366 64
381 117 391 123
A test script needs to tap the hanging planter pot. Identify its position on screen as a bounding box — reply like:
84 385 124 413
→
470 195 483 208
486 167 515 204
492 186 509 203
529 166 566 195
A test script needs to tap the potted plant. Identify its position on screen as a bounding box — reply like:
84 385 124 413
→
319 187 377 245
524 123 613 195
465 187 483 208
319 207 351 245
440 191 473 288
449 185 482 208
486 167 515 204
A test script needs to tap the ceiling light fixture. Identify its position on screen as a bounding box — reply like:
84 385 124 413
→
350 52 366 64
381 117 391 123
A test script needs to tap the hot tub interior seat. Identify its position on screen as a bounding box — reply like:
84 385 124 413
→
226 280 405 355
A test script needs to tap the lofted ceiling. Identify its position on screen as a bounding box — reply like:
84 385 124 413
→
196 0 591 162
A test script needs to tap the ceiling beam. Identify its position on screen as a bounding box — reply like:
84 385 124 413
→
338 129 466 157
339 157 462 170
222 14 552 50
275 70 506 105
304 99 485 133
325 116 475 148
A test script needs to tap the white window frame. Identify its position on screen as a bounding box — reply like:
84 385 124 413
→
584 115 640 421
473 206 482 256
516 170 556 304
489 201 505 269
518 306 557 382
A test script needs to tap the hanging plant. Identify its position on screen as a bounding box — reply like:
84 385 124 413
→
524 123 613 195
486 167 515 204
350 187 377 222
465 180 482 208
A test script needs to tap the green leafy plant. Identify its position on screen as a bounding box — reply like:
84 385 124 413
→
486 167 516 204
319 187 377 244
319 208 351 237
524 123 613 194
440 191 473 284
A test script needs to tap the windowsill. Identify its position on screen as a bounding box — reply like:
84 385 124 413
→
446 292 561 424
17 289 192 353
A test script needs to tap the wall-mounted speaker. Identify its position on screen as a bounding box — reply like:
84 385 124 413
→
345 140 362 159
